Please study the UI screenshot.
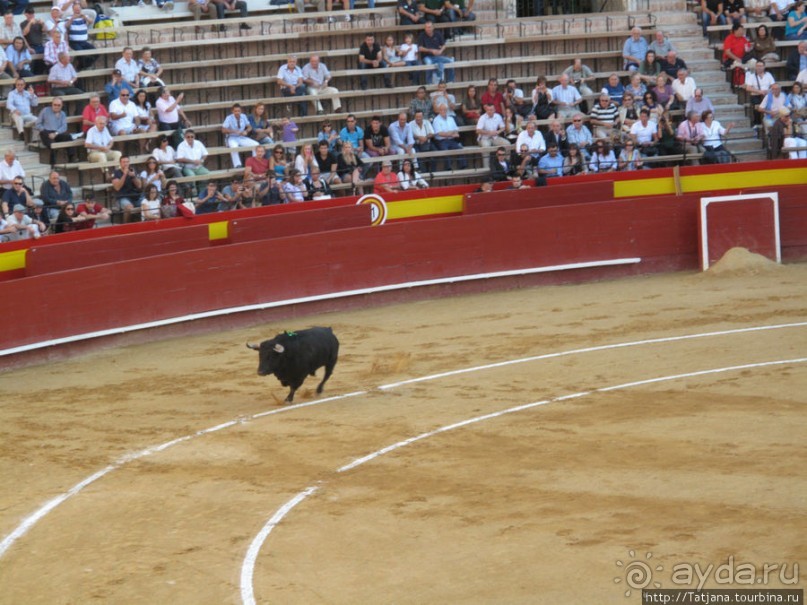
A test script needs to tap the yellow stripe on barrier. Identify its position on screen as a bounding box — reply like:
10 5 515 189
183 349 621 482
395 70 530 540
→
388 195 464 220
208 221 229 241
0 249 27 273
614 177 677 198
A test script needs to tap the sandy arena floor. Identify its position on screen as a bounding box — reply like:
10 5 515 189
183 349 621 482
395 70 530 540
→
1 250 805 605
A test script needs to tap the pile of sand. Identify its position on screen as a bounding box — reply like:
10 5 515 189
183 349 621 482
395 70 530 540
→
706 247 781 275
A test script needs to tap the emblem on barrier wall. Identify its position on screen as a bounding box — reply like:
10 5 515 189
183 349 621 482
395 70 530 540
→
356 194 388 226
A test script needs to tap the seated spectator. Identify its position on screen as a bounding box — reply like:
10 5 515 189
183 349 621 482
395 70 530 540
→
504 79 530 119
686 88 715 116
701 109 735 163
656 113 680 158
411 109 436 173
140 184 162 221
744 59 775 124
724 0 746 24
461 83 481 124
112 156 143 222
566 113 593 157
2 175 32 215
358 34 390 90
536 142 564 180
245 144 270 183
0 12 23 47
76 191 110 229
5 202 44 238
398 0 425 26
418 22 454 85
259 175 284 206
481 77 506 117
53 0 95 22
140 156 166 193
211 0 251 30
85 115 120 164
0 149 22 192
786 41 807 80
625 73 646 100
20 8 45 61
622 26 648 71
66 2 95 70
769 108 807 159
563 143 588 175
373 159 401 194
446 0 475 33
675 111 706 160
589 92 620 141
432 103 466 171
302 55 342 115
313 140 340 185
247 101 275 145
268 143 289 179
108 88 142 136
648 30 675 56
364 115 392 159
638 50 661 85
508 174 530 189
189 0 214 23
562 58 595 97
630 108 659 156
277 55 308 117
44 7 66 37
476 103 508 169
317 121 339 152
601 72 625 105
47 52 83 97
336 140 363 190
671 68 697 105
475 177 493 192
722 24 752 71
551 73 582 119
281 114 298 158
28 199 50 234
490 146 516 181
617 140 643 170
81 94 108 134
195 181 228 214
6 78 37 140
35 97 78 164
304 167 332 200
222 102 258 168
221 177 249 211
294 143 317 178
161 180 186 218
418 0 451 27
588 140 617 172
701 0 727 37
153 134 181 179
512 144 535 178
282 169 306 202
155 87 190 132
115 47 140 88
530 75 555 120
52 202 87 234
758 82 788 128
642 89 663 121
431 80 462 123
400 33 421 83
397 158 428 189
785 2 807 40
6 36 33 78
786 81 807 130
105 69 135 103
515 120 546 159
659 50 687 81
382 35 406 86
652 74 675 113
39 169 71 220
176 132 209 197
545 119 568 154
133 89 158 153
753 24 779 62
409 85 433 119
138 47 165 87
618 92 639 137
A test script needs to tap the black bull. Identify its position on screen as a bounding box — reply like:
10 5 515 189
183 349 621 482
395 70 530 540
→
246 327 339 403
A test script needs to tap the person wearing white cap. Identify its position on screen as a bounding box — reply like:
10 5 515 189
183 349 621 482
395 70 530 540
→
44 7 66 36
5 203 45 239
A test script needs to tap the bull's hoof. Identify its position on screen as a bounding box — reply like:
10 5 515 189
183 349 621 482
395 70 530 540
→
316 386 324 394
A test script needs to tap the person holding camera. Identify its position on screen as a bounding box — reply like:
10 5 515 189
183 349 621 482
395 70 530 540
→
111 156 143 223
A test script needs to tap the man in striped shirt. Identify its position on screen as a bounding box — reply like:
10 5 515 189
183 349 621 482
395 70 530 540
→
588 93 620 141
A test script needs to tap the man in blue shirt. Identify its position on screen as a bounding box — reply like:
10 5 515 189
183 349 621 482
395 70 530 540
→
536 142 563 184
432 104 466 171
622 27 648 71
339 114 366 157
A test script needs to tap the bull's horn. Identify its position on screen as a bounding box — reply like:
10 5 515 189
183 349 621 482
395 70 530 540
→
273 343 285 353
246 343 260 350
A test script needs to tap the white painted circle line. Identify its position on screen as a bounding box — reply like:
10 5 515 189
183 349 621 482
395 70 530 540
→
1 322 804 562
240 357 807 605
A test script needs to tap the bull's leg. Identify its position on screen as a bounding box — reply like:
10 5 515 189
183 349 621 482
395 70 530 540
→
286 378 305 403
316 360 337 395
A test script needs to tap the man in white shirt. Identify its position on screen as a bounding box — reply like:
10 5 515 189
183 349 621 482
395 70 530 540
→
744 59 776 126
277 55 308 117
629 108 658 156
388 112 416 157
514 120 546 160
221 103 258 168
85 116 122 164
0 150 24 190
411 109 436 173
301 55 341 115
671 68 697 105
176 129 210 178
108 89 141 135
114 47 140 87
550 73 582 119
476 103 509 168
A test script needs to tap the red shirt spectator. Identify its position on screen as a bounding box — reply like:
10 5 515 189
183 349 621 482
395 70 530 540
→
81 96 109 133
481 78 506 117
373 162 401 194
722 25 751 65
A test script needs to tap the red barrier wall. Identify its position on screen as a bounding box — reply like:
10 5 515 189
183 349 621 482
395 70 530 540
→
26 224 212 275
228 205 371 244
463 182 609 214
700 197 779 269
